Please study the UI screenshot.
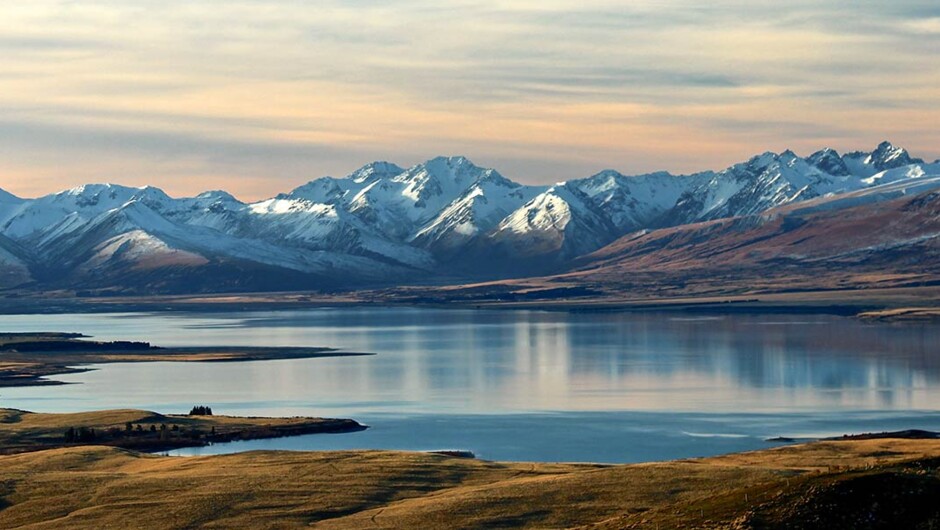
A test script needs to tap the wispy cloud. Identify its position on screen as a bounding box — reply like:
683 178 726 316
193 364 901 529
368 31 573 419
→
0 1 937 199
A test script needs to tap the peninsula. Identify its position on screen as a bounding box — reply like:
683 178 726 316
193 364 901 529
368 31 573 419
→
0 332 372 386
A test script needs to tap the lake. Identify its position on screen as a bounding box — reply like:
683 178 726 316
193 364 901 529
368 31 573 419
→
1 307 938 463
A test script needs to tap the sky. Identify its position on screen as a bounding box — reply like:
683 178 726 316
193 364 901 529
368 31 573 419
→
1 1 938 201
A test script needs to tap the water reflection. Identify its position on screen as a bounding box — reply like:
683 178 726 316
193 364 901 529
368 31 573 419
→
0 308 936 416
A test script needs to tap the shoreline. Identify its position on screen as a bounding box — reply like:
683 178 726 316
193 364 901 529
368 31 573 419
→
1 285 939 322
2 286 940 321
0 333 373 387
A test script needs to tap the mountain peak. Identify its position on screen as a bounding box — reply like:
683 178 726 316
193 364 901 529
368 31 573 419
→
399 156 503 189
753 151 779 164
807 147 850 176
737 152 781 174
349 161 405 183
53 183 171 206
876 140 896 150
61 183 165 197
428 155 472 165
588 169 625 180
867 141 922 171
195 190 239 202
418 156 481 176
63 183 116 196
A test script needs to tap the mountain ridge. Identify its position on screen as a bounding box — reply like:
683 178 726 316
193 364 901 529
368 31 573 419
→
1 141 937 293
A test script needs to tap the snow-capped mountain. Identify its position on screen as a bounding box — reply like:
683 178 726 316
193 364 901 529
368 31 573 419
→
661 142 931 226
572 176 940 297
485 183 617 262
0 142 936 293
412 171 543 256
574 170 701 232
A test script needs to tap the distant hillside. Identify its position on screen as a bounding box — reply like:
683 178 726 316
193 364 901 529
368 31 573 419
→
565 177 940 296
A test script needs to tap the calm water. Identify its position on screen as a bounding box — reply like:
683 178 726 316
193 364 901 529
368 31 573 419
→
0 308 938 462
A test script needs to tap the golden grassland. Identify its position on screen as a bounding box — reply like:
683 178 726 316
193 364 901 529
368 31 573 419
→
0 435 938 528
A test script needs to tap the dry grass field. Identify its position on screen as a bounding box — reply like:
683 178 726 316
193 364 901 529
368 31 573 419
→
0 437 937 528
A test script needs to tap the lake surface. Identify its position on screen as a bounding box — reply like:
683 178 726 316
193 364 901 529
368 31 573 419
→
1 307 938 463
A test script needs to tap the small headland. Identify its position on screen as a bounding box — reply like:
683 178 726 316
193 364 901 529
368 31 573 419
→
0 407 367 455
0 332 372 386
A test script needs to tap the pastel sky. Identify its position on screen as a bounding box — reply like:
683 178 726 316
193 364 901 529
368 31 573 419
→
1 1 938 201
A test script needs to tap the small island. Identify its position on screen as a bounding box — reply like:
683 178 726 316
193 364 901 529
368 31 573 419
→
0 332 372 387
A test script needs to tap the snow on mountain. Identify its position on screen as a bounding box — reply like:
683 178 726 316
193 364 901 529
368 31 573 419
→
342 156 509 242
573 170 702 232
780 168 940 219
667 151 846 224
162 191 246 233
662 143 933 226
806 148 851 177
0 184 171 241
411 171 543 255
81 229 209 273
1 142 937 292
31 198 207 274
33 197 426 292
576 178 940 292
277 157 522 259
244 198 434 269
842 141 924 177
284 162 405 204
487 182 617 261
861 160 939 187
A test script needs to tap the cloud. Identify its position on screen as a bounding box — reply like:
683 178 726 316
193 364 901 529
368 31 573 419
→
905 17 940 34
0 0 937 199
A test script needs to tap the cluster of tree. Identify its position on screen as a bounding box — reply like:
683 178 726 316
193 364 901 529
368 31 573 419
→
189 405 213 416
63 419 223 444
65 421 214 443
63 426 98 442
123 422 154 435
156 423 207 441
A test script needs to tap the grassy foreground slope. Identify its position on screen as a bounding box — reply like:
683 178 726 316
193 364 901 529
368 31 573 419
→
0 439 938 529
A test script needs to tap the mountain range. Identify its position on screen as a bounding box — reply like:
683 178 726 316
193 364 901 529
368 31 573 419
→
1 141 938 294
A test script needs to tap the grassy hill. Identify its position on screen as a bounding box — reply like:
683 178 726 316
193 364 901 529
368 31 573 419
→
0 437 937 528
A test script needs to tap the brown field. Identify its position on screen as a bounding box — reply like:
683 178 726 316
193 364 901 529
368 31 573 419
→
0 436 937 528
